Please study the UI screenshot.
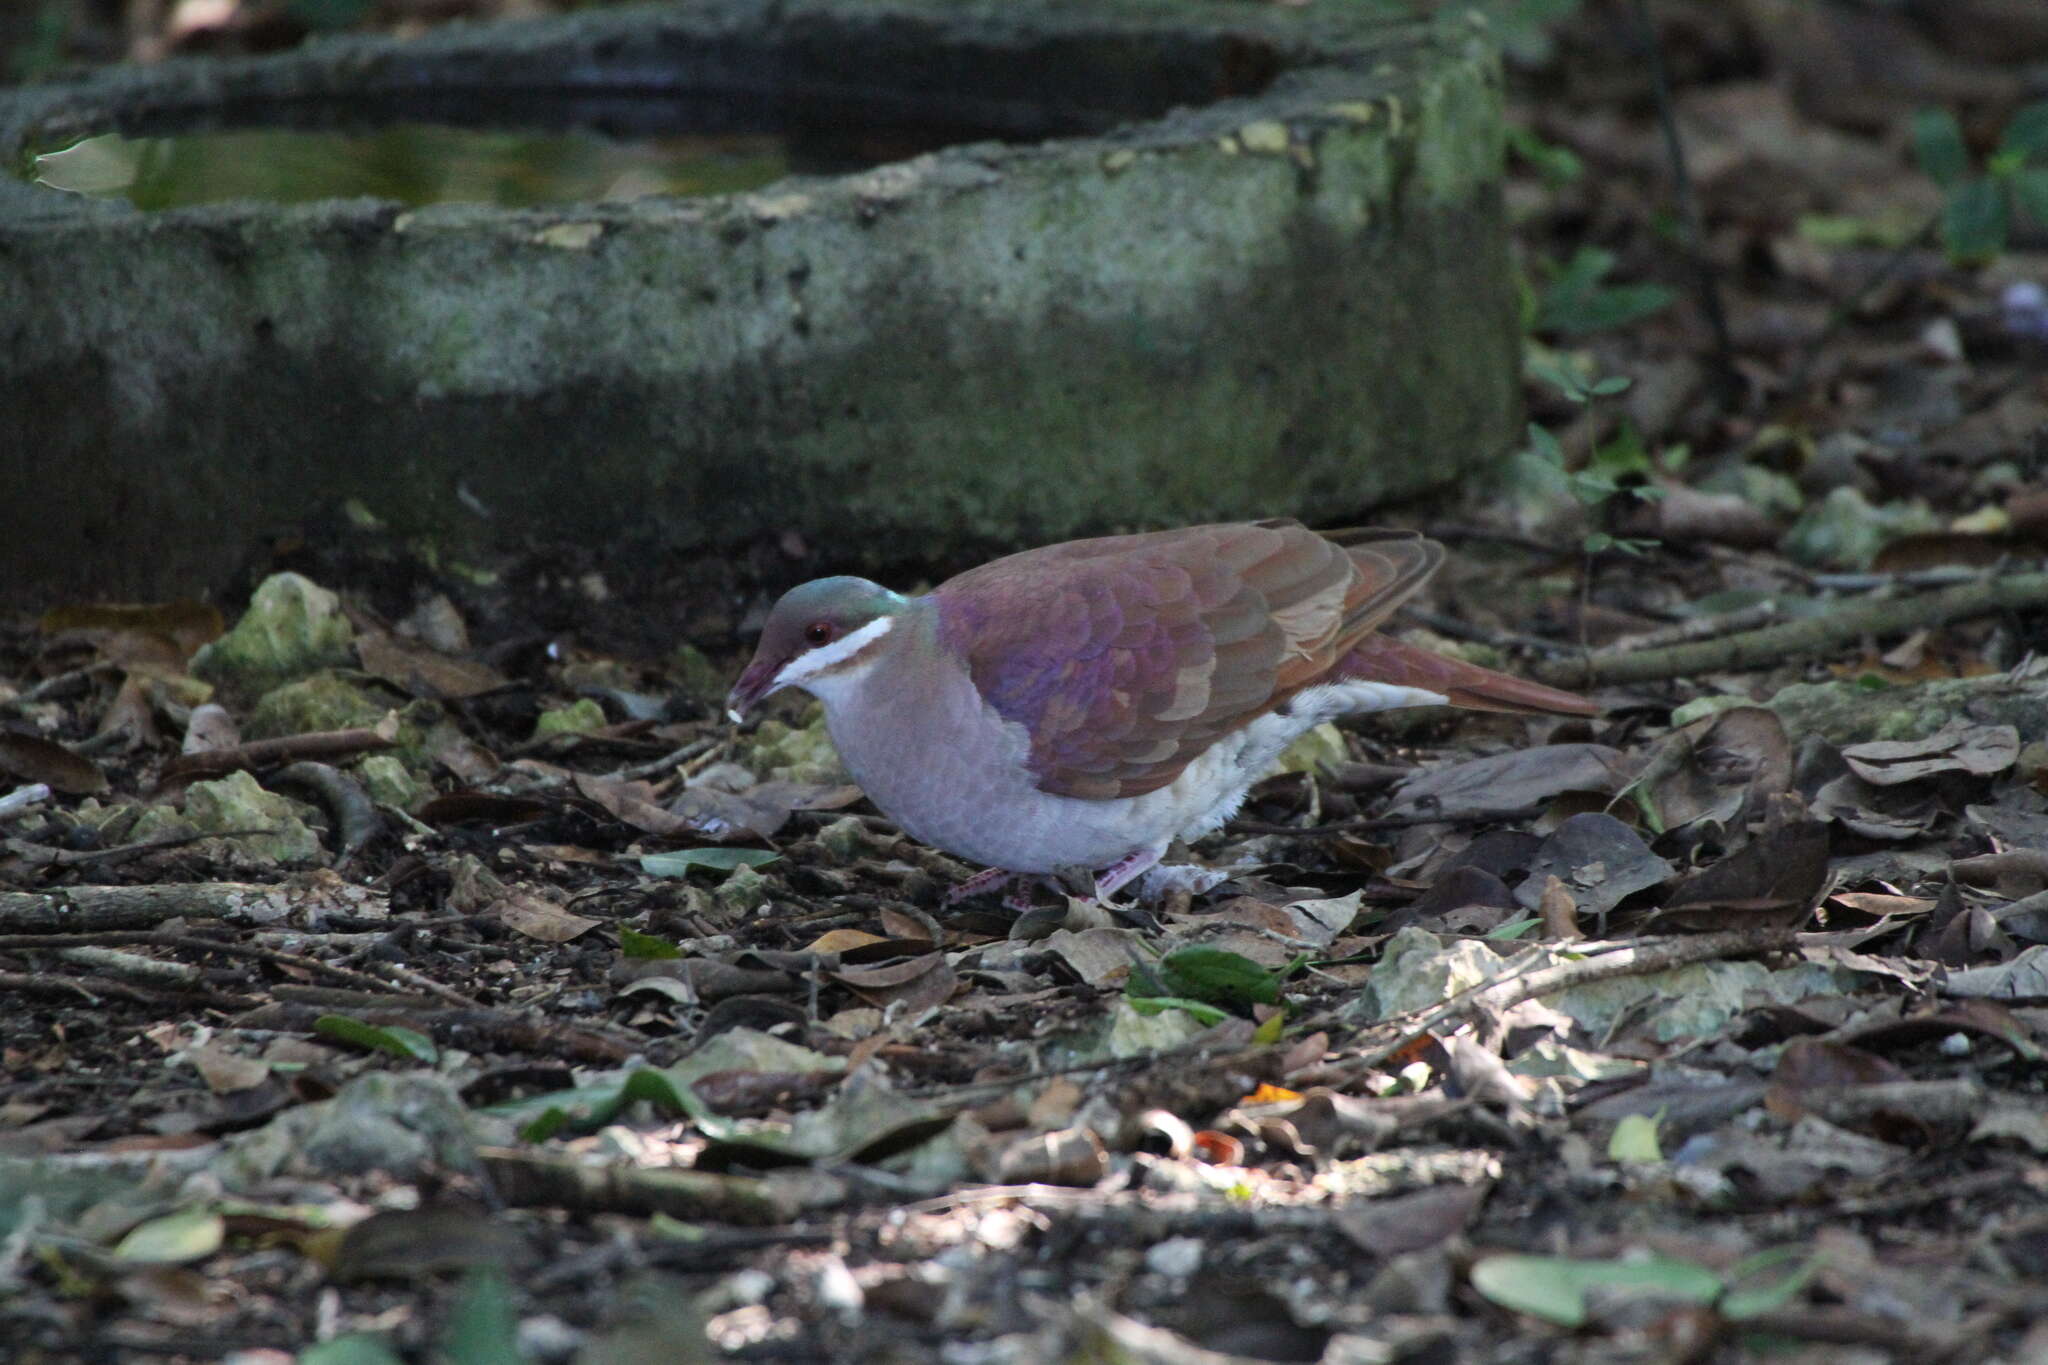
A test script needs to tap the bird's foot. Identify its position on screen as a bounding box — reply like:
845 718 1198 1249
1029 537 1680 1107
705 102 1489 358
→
943 867 1015 906
1092 846 1166 902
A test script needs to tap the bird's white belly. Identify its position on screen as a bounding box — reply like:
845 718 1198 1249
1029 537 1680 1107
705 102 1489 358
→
817 672 1445 875
827 699 1171 873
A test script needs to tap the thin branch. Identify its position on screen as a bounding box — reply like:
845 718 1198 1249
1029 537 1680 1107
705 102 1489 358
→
1535 570 2048 688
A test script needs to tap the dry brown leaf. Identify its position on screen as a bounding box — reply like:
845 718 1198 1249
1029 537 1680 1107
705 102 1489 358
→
1842 721 2020 785
187 1043 271 1094
0 731 108 795
830 953 958 1014
491 890 601 942
355 628 506 700
38 600 223 659
805 928 889 955
574 771 686 836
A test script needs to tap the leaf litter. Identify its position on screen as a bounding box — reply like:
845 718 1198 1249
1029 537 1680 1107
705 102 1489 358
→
5 1 2048 1360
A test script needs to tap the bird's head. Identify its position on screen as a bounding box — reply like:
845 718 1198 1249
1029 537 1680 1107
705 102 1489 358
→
726 576 909 721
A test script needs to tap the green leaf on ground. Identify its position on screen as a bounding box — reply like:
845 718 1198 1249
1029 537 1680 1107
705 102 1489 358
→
1471 1253 1723 1327
1913 107 1969 188
640 848 780 876
314 1015 439 1063
1941 179 2007 263
619 926 682 958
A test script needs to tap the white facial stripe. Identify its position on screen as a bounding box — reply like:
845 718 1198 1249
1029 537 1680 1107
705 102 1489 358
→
771 616 895 689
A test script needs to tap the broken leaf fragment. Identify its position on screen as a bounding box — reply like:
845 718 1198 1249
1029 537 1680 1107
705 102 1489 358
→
1470 1253 1723 1327
315 1015 440 1064
113 1207 225 1265
640 847 780 876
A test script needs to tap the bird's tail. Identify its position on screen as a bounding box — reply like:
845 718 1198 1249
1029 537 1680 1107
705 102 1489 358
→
1336 635 1599 716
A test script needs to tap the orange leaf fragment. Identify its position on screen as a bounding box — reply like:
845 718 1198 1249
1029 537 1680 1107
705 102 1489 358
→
1243 1082 1302 1105
1190 1130 1245 1165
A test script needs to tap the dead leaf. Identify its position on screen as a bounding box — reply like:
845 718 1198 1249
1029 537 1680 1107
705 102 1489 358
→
1388 744 1625 820
1941 945 2048 999
1044 926 1149 986
829 953 957 1014
1027 1078 1083 1129
994 1126 1106 1186
96 675 160 747
1513 813 1672 920
692 1069 841 1115
0 731 108 795
1842 721 2020 784
331 1209 533 1280
492 890 601 943
354 627 505 700
667 784 794 842
1828 892 1936 919
574 772 687 836
39 600 223 659
1332 1182 1487 1257
432 737 502 785
1632 706 1793 834
1655 820 1830 929
1969 1103 2048 1154
186 1043 271 1094
1952 850 2048 899
877 908 936 943
1811 773 1942 840
1537 875 1579 938
805 928 889 955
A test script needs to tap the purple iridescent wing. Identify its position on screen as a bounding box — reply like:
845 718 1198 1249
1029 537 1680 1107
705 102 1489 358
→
932 521 1439 799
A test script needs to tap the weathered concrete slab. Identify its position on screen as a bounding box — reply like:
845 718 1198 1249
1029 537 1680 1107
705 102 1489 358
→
0 0 1517 607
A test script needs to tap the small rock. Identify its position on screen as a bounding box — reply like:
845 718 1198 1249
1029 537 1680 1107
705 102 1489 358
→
222 1073 499 1185
817 815 883 861
743 712 850 785
182 770 323 865
192 573 355 695
532 698 607 740
357 754 428 811
715 863 770 917
1144 1237 1204 1279
246 672 389 742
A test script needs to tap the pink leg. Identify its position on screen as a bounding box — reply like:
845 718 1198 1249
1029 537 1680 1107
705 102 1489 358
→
944 867 1014 905
1093 846 1165 902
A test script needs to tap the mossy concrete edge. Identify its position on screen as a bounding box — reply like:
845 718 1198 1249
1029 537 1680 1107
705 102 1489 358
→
0 0 1515 605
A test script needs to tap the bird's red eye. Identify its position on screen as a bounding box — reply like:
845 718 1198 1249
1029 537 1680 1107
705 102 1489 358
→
803 621 835 647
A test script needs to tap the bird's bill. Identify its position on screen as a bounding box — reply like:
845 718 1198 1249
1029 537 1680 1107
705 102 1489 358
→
725 654 786 722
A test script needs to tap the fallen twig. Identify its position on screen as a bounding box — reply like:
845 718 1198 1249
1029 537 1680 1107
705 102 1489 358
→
0 967 260 1011
1313 927 1798 1079
1 927 469 1005
1596 600 1783 654
272 761 383 863
0 881 387 932
159 723 397 783
234 999 638 1065
1536 571 2048 688
0 783 51 821
1229 805 1550 837
478 1146 802 1225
